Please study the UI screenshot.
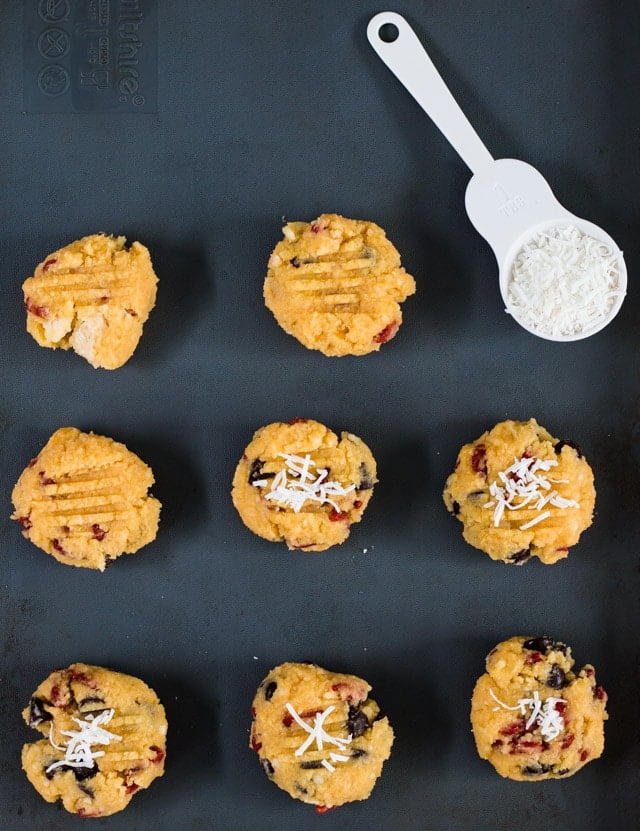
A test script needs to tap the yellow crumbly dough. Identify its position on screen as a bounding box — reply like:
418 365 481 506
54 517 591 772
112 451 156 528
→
442 419 595 564
23 233 158 369
231 418 377 551
22 663 167 817
11 427 161 570
470 636 607 780
264 214 416 356
250 662 394 809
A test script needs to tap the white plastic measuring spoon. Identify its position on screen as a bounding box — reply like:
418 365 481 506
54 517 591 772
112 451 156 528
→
367 11 626 341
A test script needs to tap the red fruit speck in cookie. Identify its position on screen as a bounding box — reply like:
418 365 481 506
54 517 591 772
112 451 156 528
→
310 222 326 234
283 708 320 727
42 258 57 272
68 669 98 688
91 524 107 541
315 805 335 814
499 721 525 737
510 740 545 754
27 457 38 468
560 733 575 749
149 746 165 764
251 735 262 752
373 320 399 344
594 685 607 701
51 539 69 557
77 808 102 817
25 297 49 319
39 471 55 485
580 749 589 762
50 683 70 707
471 444 487 476
525 652 543 665
331 682 366 702
125 783 140 795
353 500 363 509
287 417 307 425
329 509 349 523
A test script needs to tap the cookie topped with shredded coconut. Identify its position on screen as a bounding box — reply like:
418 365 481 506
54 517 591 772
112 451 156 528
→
21 663 167 817
250 662 394 809
231 418 377 551
471 636 607 781
442 418 595 564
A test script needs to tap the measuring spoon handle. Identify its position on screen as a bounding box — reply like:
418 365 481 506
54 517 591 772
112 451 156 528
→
367 12 494 175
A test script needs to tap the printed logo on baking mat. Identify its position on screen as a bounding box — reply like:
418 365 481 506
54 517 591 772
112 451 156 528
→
24 0 157 112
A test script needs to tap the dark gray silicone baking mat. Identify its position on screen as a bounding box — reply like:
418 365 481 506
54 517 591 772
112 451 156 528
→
1 1 639 829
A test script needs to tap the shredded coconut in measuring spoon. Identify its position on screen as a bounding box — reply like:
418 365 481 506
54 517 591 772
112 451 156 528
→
506 225 624 338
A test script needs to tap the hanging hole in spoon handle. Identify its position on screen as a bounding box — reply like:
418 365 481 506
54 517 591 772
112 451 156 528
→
366 11 494 175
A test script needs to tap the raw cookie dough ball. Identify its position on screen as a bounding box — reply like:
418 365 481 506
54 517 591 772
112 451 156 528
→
21 663 167 817
264 214 416 356
250 662 394 810
22 233 158 369
442 418 595 564
231 418 377 551
11 427 161 570
470 636 608 780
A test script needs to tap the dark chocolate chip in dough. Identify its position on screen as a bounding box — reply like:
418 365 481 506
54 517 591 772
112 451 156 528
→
522 762 553 776
358 462 374 490
347 706 369 738
523 636 554 653
506 549 531 564
554 439 583 458
546 663 566 689
260 758 275 778
248 459 266 485
28 697 52 727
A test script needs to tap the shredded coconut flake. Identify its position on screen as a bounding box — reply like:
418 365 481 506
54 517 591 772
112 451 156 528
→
484 455 579 529
285 702 352 774
45 708 122 774
489 688 566 741
252 453 355 512
507 224 624 337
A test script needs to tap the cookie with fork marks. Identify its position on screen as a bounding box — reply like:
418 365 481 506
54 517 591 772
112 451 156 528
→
231 418 377 551
11 426 161 570
21 663 167 817
470 636 607 780
250 662 394 810
22 233 157 369
264 214 416 356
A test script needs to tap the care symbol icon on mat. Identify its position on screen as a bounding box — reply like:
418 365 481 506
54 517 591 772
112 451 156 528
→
38 0 71 23
37 64 70 96
38 28 70 59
